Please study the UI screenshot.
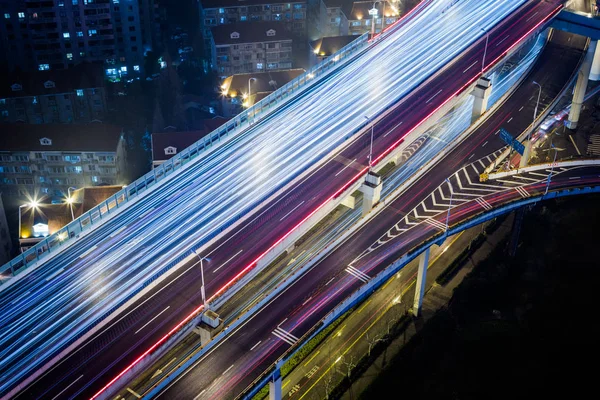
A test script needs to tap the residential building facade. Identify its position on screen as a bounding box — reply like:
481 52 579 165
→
210 22 293 78
0 123 126 203
0 63 107 124
347 1 399 36
0 0 164 77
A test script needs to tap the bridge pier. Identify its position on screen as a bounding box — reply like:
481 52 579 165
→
360 171 382 217
590 40 600 80
412 247 430 317
566 41 597 129
269 361 283 400
471 77 493 123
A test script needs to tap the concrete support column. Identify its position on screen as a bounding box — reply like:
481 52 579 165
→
269 364 282 400
471 77 493 123
360 171 382 217
590 40 600 81
412 247 430 317
566 41 598 129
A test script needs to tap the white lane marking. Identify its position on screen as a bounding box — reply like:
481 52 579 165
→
463 60 478 73
278 318 288 327
250 341 262 351
475 197 493 210
134 306 170 335
569 176 581 180
45 268 64 282
325 277 335 286
302 296 312 306
193 389 207 400
335 159 357 177
519 106 524 112
279 201 306 221
468 154 474 160
10 290 30 305
482 141 488 148
79 245 98 258
383 121 403 137
212 249 243 273
273 327 299 345
515 186 530 198
569 135 582 155
507 117 513 123
222 365 235 376
495 35 509 47
526 11 539 22
425 89 443 104
51 375 83 400
346 265 371 281
109 225 127 238
424 218 446 231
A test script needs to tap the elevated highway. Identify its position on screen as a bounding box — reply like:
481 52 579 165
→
0 1 567 399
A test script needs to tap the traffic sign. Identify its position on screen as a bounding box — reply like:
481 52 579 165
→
512 139 525 155
499 128 513 146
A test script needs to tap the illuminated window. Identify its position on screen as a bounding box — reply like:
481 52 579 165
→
18 12 25 19
4 13 9 19
76 89 84 96
63 32 70 38
133 65 140 71
38 64 50 71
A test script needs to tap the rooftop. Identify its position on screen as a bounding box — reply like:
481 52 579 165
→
152 117 228 162
0 124 123 153
220 69 305 98
19 185 122 240
211 22 292 45
310 35 359 56
0 62 105 99
202 0 306 8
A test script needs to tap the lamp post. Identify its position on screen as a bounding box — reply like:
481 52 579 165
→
247 77 257 107
481 27 489 75
369 2 380 37
521 81 542 167
544 144 557 196
192 249 209 310
364 115 374 169
445 178 453 234
67 186 76 221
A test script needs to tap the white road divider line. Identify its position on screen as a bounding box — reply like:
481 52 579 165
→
212 249 243 273
134 306 170 335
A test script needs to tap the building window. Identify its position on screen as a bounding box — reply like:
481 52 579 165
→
120 66 127 73
106 68 117 75
266 29 276 36
77 31 83 37
38 64 50 71
67 53 73 60
230 32 240 39
89 29 97 36
219 8 225 13
164 146 177 155
76 89 84 97
40 138 52 146
240 15 247 21
133 65 140 71
3 13 9 19
63 32 70 38
257 62 263 69
44 80 56 89
14 155 29 162
18 12 25 19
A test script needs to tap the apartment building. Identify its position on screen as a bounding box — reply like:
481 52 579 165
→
0 123 126 203
0 0 164 76
0 62 106 124
210 22 293 78
347 1 399 36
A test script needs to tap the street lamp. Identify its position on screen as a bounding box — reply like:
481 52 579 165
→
67 186 76 221
544 144 558 196
247 77 257 107
369 2 381 37
445 178 453 233
521 81 542 167
192 249 209 310
18 200 38 240
481 27 489 75
364 115 375 169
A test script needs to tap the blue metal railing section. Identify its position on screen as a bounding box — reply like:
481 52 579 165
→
0 32 370 285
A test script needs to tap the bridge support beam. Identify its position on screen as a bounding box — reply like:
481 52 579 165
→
566 41 597 129
269 362 283 400
591 40 600 81
412 247 430 317
360 171 382 217
471 77 493 123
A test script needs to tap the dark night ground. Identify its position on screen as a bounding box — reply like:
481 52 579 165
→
361 194 600 400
